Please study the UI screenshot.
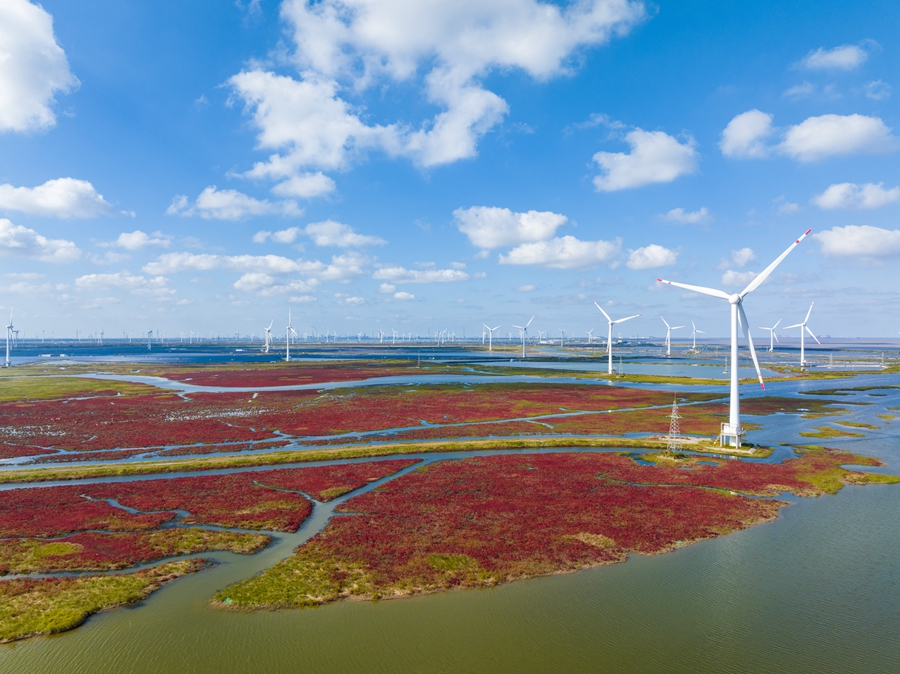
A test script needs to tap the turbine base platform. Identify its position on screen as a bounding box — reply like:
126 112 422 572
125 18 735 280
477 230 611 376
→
719 422 743 448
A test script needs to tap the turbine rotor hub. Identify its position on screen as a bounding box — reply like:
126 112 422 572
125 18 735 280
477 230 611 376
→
729 294 742 305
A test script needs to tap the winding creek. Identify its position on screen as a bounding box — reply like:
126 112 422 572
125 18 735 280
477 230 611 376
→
1 365 898 672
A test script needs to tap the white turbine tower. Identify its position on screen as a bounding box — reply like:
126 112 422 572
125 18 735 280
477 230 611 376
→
690 321 705 352
587 328 594 345
660 317 684 356
286 310 298 362
263 320 273 353
593 303 640 375
511 315 535 358
784 302 819 368
483 324 500 352
761 318 781 352
657 228 812 447
5 310 13 368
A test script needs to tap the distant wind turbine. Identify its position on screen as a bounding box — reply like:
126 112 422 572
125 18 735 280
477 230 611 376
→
263 320 273 353
483 324 500 352
286 310 298 362
784 302 819 368
511 315 535 358
657 228 811 447
5 310 13 368
660 317 684 357
760 318 781 352
594 302 640 375
690 321 704 351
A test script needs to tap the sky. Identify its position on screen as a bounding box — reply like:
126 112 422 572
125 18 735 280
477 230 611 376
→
1 0 898 341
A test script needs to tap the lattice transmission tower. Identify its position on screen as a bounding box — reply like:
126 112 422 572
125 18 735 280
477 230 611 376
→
666 396 683 454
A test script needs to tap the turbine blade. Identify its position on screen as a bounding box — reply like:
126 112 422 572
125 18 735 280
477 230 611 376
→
783 323 802 329
593 301 612 322
805 326 821 344
492 325 500 331
773 318 782 330
773 333 779 343
738 304 765 389
804 301 814 324
612 314 640 325
657 278 730 300
661 316 670 328
525 315 535 328
739 229 812 297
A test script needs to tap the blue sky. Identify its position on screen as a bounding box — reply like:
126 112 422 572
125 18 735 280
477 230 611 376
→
1 0 898 340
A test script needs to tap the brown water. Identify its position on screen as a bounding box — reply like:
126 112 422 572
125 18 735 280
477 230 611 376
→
1 385 899 672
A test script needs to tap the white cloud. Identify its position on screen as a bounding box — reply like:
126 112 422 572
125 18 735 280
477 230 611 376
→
228 0 645 190
0 218 79 262
74 271 174 299
719 109 774 158
778 202 800 214
731 247 756 267
373 265 469 283
625 244 677 270
663 207 710 224
0 0 78 132
167 186 301 220
0 178 114 218
592 128 698 191
721 111 896 161
811 182 900 210
721 270 758 287
113 230 171 250
232 273 320 295
515 284 536 292
344 296 365 305
798 43 870 71
864 80 890 101
393 291 415 301
378 283 396 293
783 82 815 100
270 172 337 198
304 220 386 247
453 206 567 249
144 251 366 281
780 114 895 161
813 225 900 259
290 295 317 303
500 235 621 270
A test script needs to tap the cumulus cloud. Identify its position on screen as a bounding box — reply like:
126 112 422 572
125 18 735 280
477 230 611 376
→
344 296 365 305
500 236 621 270
0 218 79 262
663 207 710 224
625 244 677 270
254 220 386 247
721 111 896 161
228 0 645 190
515 284 536 292
719 109 775 158
393 291 415 300
74 271 174 299
232 273 320 295
270 172 337 198
811 182 900 210
797 43 871 71
378 283 396 293
0 0 79 132
0 178 114 218
864 80 891 101
453 206 567 249
592 129 698 191
167 186 301 220
731 247 756 267
813 225 900 259
112 230 171 250
373 265 469 283
783 82 816 100
778 202 800 214
143 251 366 281
721 270 758 287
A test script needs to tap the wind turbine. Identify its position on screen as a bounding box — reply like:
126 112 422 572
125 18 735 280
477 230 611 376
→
263 320 273 353
587 328 594 345
511 315 535 358
147 330 152 351
5 310 12 367
593 303 640 375
660 317 684 356
286 310 298 361
784 302 819 368
483 324 500 352
657 228 812 447
690 321 704 352
760 319 781 352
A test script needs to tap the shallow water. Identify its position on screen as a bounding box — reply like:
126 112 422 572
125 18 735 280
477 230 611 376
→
1 362 898 672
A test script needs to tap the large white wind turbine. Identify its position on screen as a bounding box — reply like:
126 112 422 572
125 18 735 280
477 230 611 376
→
511 315 535 358
784 302 819 368
5 310 12 368
657 228 812 447
760 318 781 352
263 320 273 353
660 317 684 356
286 310 298 362
593 302 640 375
483 324 500 352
